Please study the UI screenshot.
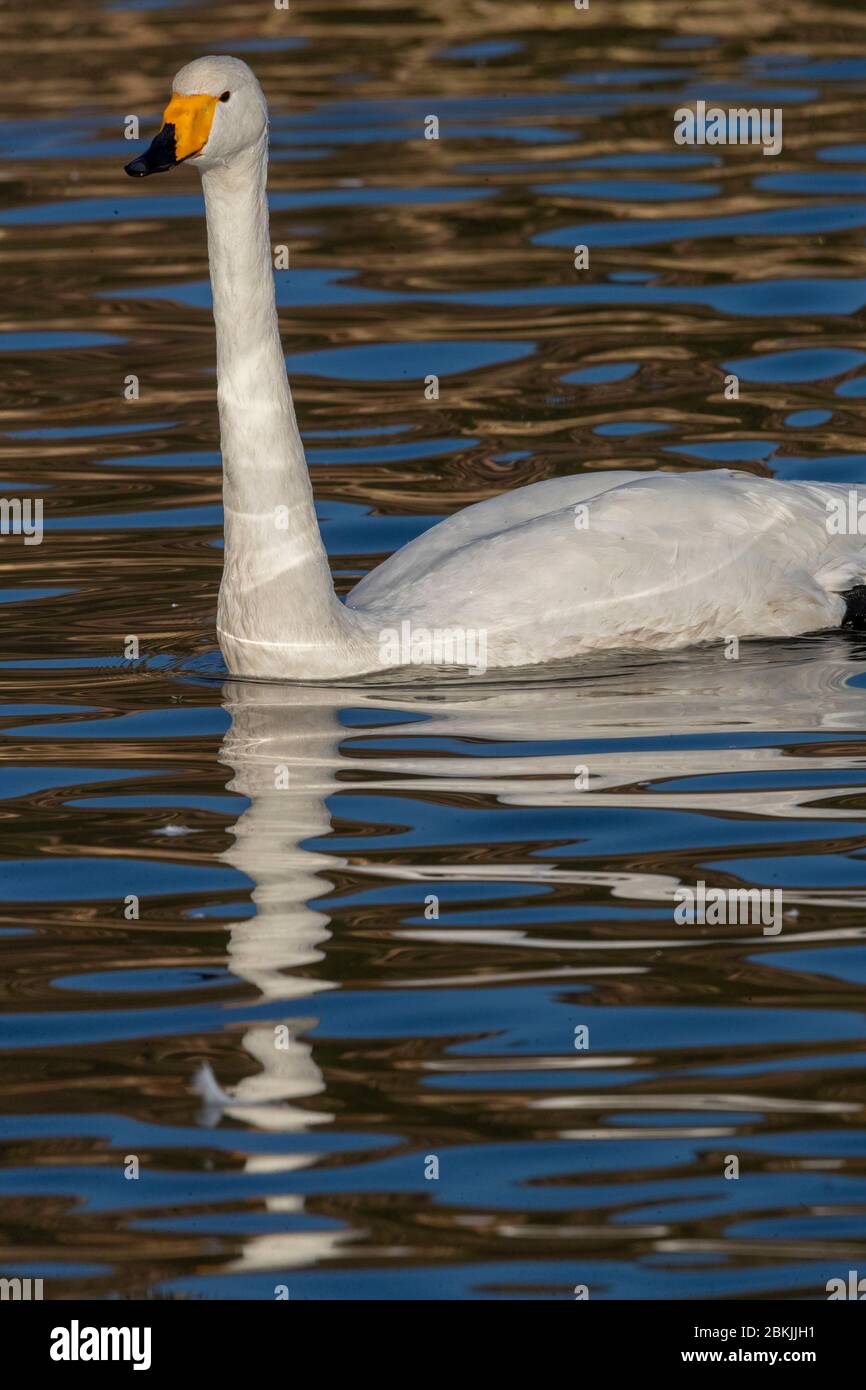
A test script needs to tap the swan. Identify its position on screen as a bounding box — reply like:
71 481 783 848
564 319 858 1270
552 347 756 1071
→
125 55 866 680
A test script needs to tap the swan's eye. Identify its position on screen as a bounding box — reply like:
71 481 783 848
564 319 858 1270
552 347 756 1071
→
219 91 231 102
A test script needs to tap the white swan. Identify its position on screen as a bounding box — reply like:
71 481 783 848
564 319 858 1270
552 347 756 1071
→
125 55 866 680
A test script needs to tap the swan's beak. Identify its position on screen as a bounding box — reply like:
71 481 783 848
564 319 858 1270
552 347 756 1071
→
124 92 218 177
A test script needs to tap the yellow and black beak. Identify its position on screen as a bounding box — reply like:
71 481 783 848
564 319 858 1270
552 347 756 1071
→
124 92 218 177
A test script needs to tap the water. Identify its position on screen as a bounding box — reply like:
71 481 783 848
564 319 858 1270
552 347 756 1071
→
1 0 866 1300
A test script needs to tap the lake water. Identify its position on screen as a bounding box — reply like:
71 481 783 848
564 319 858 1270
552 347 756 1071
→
1 0 866 1300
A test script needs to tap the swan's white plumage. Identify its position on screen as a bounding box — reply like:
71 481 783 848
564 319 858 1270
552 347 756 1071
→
131 56 866 680
351 468 866 666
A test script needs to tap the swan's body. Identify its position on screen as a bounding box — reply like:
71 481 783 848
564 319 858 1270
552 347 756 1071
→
126 57 866 680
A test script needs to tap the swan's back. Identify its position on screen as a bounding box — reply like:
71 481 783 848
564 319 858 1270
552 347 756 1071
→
347 469 866 668
349 468 643 606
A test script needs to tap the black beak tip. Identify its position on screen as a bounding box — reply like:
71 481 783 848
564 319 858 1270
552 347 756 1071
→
122 125 178 179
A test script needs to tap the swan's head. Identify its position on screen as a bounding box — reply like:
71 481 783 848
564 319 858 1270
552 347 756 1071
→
124 55 267 177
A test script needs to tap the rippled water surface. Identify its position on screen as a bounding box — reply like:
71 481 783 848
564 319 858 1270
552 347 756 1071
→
2 0 866 1299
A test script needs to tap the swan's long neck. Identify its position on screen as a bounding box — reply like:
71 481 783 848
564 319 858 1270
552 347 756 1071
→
202 135 358 671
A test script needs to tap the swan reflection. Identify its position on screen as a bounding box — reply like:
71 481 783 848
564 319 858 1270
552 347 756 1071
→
218 634 866 1061
211 636 866 1273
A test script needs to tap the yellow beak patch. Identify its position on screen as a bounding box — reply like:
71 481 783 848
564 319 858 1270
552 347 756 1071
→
161 92 219 161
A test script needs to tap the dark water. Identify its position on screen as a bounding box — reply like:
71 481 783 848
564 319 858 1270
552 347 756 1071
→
1 0 866 1299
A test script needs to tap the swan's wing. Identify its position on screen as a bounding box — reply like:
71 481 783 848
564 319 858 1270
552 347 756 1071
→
348 469 644 607
348 470 866 663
